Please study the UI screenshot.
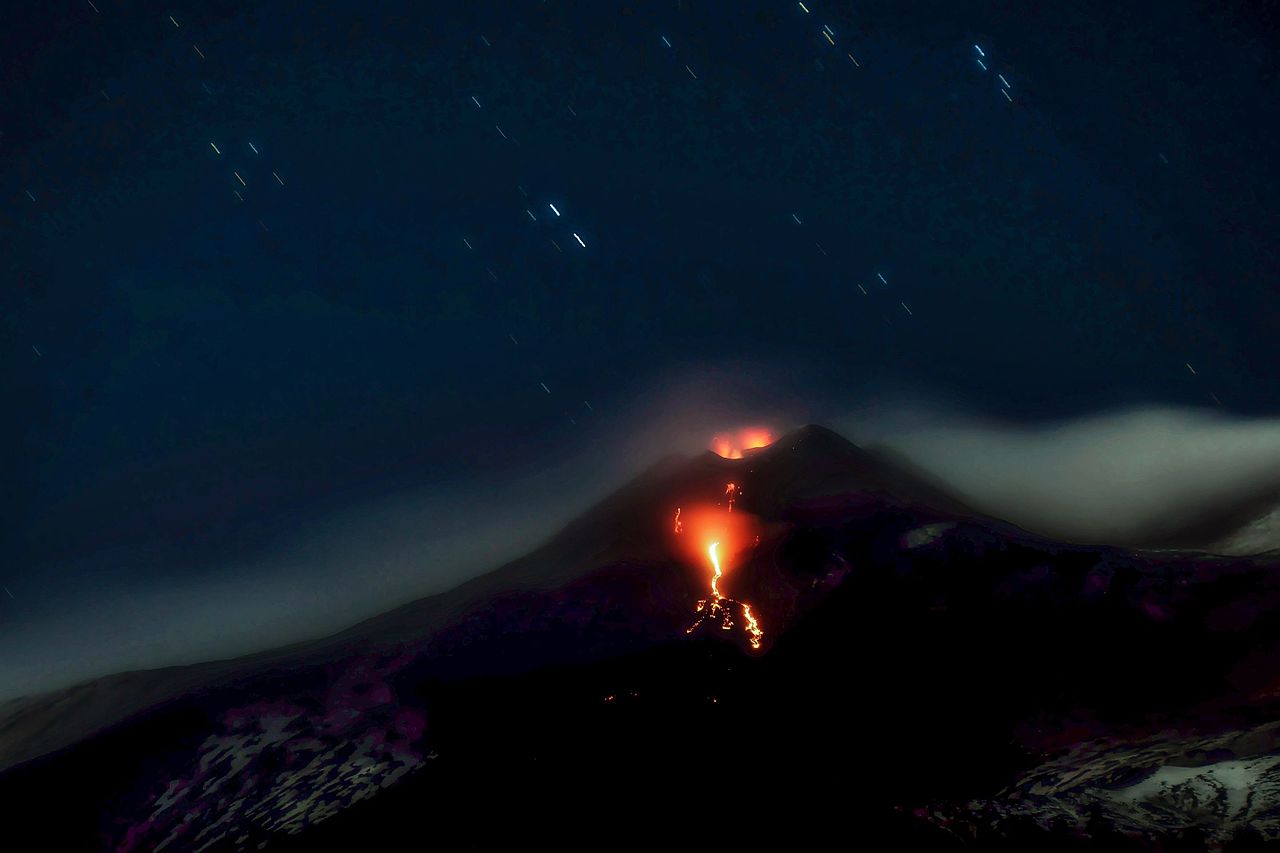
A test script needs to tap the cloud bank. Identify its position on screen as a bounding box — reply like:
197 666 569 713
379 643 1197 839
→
837 402 1280 554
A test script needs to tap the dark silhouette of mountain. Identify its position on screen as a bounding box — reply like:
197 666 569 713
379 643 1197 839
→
0 424 974 775
3 425 1280 850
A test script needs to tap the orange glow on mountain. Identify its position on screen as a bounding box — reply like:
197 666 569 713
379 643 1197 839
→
673 503 764 650
710 428 775 459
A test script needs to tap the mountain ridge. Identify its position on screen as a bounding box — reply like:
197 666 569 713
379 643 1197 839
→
4 424 1280 849
0 424 979 776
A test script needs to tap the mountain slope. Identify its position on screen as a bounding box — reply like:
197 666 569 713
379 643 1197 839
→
0 425 975 777
5 425 1279 850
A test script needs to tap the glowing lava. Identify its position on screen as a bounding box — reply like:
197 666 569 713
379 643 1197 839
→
708 541 725 599
675 503 764 651
710 428 775 459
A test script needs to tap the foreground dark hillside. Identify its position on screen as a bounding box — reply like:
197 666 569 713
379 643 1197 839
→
275 508 1280 850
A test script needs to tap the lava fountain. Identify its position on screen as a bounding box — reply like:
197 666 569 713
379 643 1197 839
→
710 428 775 460
673 497 764 650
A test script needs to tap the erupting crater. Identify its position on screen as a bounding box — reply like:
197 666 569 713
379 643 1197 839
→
710 427 775 460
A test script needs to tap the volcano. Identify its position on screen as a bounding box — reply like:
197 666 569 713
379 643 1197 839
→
4 425 1280 850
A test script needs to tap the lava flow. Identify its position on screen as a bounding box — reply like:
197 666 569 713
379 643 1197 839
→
673 497 764 650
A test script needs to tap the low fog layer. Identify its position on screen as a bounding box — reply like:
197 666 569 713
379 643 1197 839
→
4 373 1279 701
841 403 1280 555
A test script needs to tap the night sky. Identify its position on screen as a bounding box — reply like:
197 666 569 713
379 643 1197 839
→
3 0 1279 694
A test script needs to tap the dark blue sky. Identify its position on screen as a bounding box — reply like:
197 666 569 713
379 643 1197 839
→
3 0 1278 593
